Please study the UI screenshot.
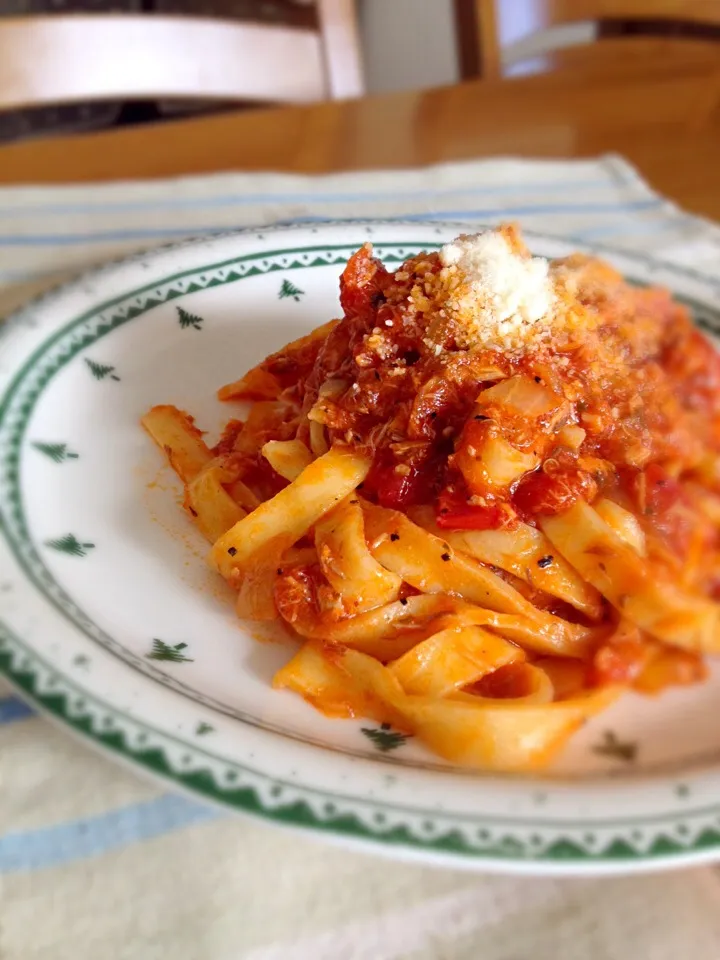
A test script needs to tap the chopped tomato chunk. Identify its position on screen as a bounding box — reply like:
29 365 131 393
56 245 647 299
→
513 466 598 518
365 449 441 510
435 486 516 530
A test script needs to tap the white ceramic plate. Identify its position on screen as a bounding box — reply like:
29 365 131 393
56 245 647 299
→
2 220 720 876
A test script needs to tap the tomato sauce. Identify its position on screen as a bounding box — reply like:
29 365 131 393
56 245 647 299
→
288 243 719 565
210 231 720 708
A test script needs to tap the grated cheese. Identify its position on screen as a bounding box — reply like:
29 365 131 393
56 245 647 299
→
438 230 558 352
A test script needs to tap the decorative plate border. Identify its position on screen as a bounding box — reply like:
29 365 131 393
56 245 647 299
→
0 243 420 726
1 221 720 871
4 616 720 871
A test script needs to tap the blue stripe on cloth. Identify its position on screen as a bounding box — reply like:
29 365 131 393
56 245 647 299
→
0 176 630 217
572 219 690 240
395 201 664 221
0 200 665 247
0 794 220 872
0 696 35 724
0 267 69 282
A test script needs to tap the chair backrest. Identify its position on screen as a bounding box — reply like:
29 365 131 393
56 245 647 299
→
455 0 720 79
0 3 363 112
521 0 720 25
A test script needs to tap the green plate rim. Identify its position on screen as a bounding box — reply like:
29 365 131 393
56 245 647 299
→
2 222 720 868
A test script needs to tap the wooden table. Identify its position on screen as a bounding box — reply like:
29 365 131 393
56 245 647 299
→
0 45 718 219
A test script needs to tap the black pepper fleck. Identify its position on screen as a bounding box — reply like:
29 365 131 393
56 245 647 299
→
441 552 451 562
276 568 283 576
390 533 400 542
227 547 237 556
534 376 542 383
399 597 408 606
430 412 437 420
374 370 381 381
474 414 488 421
537 555 553 568
188 507 198 517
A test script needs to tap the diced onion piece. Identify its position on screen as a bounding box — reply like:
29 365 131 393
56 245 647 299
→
456 426 538 493
595 498 646 556
477 375 561 418
262 439 313 481
557 425 586 451
469 365 508 383
318 378 349 399
309 420 330 456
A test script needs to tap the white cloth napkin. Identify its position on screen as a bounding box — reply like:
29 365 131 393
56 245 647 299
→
2 155 720 960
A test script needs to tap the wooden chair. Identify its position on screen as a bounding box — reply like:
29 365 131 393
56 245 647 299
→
0 0 363 113
454 0 720 80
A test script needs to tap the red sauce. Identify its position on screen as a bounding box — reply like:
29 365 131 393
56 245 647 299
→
363 447 442 510
217 234 720 702
592 637 652 687
513 466 599 520
296 245 718 549
231 239 720 609
436 486 516 530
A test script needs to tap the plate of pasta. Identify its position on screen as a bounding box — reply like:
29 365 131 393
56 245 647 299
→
2 219 720 875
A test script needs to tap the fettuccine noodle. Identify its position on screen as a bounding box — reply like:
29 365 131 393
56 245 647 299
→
143 226 720 770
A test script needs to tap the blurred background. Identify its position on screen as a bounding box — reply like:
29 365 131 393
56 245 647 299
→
2 0 716 143
1 5 720 960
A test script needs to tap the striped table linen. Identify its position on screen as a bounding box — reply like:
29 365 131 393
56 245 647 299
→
2 154 720 960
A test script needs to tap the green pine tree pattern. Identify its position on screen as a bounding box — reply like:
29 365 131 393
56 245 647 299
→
278 278 304 302
85 358 120 381
32 442 79 463
177 306 204 330
361 722 411 753
45 534 95 557
146 639 194 663
592 730 637 763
